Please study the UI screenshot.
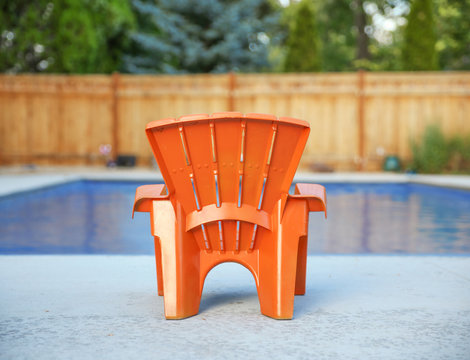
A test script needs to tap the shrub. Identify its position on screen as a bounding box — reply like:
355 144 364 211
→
411 125 450 173
411 125 470 174
448 134 470 173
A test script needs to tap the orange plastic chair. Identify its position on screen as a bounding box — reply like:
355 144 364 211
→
133 112 326 319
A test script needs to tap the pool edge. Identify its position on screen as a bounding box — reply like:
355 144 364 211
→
1 171 469 197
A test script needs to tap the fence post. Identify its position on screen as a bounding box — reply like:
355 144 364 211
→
56 79 64 165
111 72 120 161
228 72 236 112
357 70 366 171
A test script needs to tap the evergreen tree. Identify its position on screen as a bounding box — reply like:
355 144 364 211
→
124 0 280 74
51 0 136 73
401 0 438 70
51 0 100 73
283 1 321 72
122 0 177 73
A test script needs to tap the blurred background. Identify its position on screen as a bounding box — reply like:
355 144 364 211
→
0 0 469 172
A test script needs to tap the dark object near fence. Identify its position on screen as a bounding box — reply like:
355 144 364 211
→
116 155 136 167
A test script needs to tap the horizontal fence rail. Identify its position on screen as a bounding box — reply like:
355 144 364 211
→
1 72 469 171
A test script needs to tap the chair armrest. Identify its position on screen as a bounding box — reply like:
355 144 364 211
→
132 184 169 218
288 183 327 218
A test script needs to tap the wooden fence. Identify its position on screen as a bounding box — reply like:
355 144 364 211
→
1 72 469 170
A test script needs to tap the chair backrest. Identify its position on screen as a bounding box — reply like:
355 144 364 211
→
146 112 310 252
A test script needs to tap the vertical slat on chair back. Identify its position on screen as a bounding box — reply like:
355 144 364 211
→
146 113 309 252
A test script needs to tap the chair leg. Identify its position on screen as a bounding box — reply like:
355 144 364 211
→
154 236 164 296
295 235 308 295
256 198 307 319
257 243 298 319
153 200 201 319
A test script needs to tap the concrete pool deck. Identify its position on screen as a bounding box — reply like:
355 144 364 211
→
1 255 469 359
1 167 470 358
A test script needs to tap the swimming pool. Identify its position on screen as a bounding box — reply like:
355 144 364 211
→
0 181 469 255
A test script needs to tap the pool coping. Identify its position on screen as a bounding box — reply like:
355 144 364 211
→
0 167 470 197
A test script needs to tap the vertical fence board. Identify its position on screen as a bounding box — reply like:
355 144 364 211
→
0 72 469 170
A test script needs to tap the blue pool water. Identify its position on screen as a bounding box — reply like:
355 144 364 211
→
0 181 469 255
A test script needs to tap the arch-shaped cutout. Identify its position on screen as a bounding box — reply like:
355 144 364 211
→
201 258 259 290
199 261 259 314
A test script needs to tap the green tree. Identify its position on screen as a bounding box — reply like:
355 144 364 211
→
0 0 135 74
354 0 370 64
435 0 470 70
122 0 177 73
91 0 136 73
358 0 408 71
401 0 438 70
0 1 54 73
315 0 375 72
51 0 99 73
124 0 280 74
52 0 135 73
284 0 321 72
316 0 356 72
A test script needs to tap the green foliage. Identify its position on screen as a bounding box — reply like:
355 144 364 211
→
92 0 136 73
316 0 356 72
284 1 321 72
305 0 402 72
370 40 403 71
52 0 136 73
125 0 280 74
0 0 136 74
0 1 54 73
410 125 470 174
447 134 470 172
401 0 438 70
411 125 449 173
52 0 99 73
1 0 469 73
435 0 470 70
